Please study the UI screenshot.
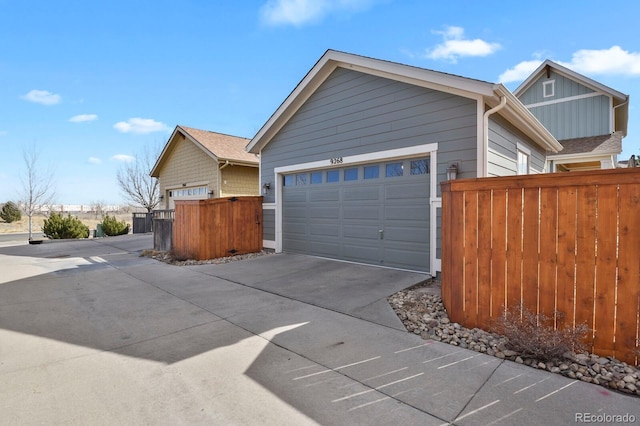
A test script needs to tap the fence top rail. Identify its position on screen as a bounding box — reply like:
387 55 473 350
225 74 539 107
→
441 168 640 193
152 209 175 219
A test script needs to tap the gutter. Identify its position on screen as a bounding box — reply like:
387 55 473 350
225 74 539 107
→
482 96 507 177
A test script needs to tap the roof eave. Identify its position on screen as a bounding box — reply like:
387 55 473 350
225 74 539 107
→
150 125 183 177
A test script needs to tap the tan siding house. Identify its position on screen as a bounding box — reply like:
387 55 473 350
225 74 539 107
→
151 125 259 209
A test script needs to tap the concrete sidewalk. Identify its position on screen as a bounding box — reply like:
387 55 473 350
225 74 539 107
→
0 236 637 425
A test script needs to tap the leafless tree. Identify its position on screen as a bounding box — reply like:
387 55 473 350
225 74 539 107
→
20 145 56 240
116 145 160 212
90 200 105 219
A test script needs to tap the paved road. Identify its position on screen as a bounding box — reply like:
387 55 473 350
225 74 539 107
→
0 235 638 425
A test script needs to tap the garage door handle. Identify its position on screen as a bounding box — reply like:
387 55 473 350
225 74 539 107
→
379 229 384 240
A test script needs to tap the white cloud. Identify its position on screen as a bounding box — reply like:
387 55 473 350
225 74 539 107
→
559 46 640 76
260 0 374 27
425 26 501 63
499 46 640 84
21 89 62 106
69 114 98 123
499 60 543 83
88 157 102 164
111 154 135 163
113 118 170 134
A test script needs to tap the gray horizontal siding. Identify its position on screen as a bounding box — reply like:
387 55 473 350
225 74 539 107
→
488 114 546 176
261 67 478 203
263 209 275 241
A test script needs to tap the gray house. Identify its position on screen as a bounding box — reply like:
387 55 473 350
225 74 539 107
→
514 60 629 171
247 50 561 274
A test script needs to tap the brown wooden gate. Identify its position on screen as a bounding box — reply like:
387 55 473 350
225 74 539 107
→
173 196 263 260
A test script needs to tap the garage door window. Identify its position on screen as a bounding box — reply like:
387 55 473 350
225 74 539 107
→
411 159 430 175
327 170 339 183
386 162 403 177
344 168 358 181
296 174 307 185
364 165 379 179
310 172 322 184
284 175 294 186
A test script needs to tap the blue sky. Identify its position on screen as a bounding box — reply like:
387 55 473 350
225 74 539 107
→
1 0 639 205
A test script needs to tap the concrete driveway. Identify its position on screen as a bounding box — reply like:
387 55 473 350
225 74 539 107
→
0 235 637 425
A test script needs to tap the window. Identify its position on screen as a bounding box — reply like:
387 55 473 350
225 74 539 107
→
326 170 339 183
364 165 379 179
284 175 294 186
385 162 403 177
310 172 322 184
296 174 307 185
543 80 555 98
344 168 358 181
517 145 530 175
410 159 429 175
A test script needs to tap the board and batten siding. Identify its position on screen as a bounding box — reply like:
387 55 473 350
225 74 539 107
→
487 114 546 176
260 67 479 205
518 69 610 140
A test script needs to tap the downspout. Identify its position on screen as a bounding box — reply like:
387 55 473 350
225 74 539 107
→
482 96 507 177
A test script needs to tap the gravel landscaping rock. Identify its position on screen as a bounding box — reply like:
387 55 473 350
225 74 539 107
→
388 284 640 397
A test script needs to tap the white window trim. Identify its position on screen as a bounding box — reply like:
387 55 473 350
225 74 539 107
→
542 80 555 98
516 143 531 175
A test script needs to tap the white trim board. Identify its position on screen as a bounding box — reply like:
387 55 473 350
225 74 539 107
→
273 143 438 175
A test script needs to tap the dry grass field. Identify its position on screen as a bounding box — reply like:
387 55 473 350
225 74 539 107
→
0 212 134 234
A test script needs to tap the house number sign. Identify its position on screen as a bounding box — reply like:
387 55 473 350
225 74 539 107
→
329 157 343 165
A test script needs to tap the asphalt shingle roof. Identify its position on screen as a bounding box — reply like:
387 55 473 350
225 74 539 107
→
179 125 258 164
555 133 623 156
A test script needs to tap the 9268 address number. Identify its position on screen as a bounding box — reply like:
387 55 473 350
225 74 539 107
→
330 157 343 165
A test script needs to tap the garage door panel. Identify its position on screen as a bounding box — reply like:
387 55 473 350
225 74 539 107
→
343 206 379 220
284 207 307 220
309 206 340 219
342 243 379 263
385 182 429 199
382 248 429 270
309 223 340 237
384 226 429 243
283 191 307 202
309 189 340 202
384 205 429 221
283 222 307 235
343 186 380 201
343 224 380 239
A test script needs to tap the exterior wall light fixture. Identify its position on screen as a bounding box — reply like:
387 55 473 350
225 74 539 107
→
446 163 459 181
262 182 271 195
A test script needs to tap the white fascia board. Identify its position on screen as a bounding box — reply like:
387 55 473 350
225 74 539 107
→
274 143 438 174
549 151 620 161
150 125 182 177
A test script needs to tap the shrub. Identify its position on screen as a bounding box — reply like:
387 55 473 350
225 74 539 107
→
100 214 130 236
0 201 22 223
492 305 591 361
42 212 90 239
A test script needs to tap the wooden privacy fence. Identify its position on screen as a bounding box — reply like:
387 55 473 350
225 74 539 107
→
173 196 263 261
132 212 153 233
441 168 640 365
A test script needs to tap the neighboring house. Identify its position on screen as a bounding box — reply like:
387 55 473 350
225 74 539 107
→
514 60 629 171
246 50 562 274
151 125 259 209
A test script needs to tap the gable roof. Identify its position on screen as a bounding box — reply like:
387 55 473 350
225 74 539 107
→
514 60 629 136
151 125 258 177
247 49 562 154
